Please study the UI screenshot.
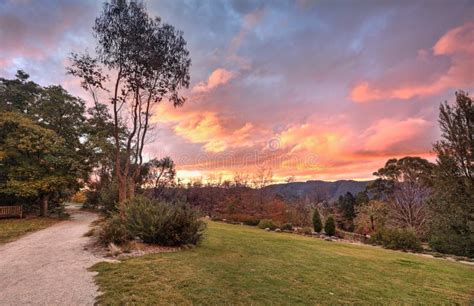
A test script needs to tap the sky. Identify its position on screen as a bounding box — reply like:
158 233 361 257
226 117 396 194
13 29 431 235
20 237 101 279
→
1 0 473 182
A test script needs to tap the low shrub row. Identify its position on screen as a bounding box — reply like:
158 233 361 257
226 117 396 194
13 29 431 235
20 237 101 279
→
370 228 422 252
242 219 260 226
258 219 279 230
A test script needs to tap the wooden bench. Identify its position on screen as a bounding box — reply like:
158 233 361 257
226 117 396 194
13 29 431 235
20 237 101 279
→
0 205 23 219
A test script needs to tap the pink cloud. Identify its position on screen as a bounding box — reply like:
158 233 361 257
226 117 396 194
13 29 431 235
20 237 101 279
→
362 117 430 151
350 22 474 103
192 68 235 93
433 22 474 56
350 81 384 103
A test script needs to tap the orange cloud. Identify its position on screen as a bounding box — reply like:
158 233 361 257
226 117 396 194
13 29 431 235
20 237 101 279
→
163 115 434 182
192 68 235 93
350 22 474 103
278 123 349 157
152 104 257 153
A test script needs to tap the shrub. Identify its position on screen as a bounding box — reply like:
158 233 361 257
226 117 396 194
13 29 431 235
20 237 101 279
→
83 189 100 209
258 219 279 230
301 226 313 235
281 223 293 231
98 214 132 245
123 196 206 246
370 228 422 252
324 216 336 236
243 219 260 226
312 209 322 232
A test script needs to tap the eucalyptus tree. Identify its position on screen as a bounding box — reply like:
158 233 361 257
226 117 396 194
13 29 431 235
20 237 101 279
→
68 0 191 206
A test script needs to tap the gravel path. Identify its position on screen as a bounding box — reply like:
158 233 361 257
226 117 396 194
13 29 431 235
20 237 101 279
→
0 206 103 305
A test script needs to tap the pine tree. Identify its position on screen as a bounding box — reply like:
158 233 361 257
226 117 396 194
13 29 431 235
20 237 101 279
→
325 216 336 236
312 209 322 232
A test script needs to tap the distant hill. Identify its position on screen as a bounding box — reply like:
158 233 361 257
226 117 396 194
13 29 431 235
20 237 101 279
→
263 180 371 202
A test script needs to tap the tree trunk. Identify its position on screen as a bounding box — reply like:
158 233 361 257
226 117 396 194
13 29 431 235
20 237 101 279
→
118 176 127 209
40 195 49 216
127 179 135 199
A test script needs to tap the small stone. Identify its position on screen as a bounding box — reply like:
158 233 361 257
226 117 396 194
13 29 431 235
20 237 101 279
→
265 228 270 231
275 228 282 232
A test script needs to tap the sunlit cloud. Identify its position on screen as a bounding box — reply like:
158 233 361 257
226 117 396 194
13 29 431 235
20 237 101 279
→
362 118 431 151
192 68 235 93
350 22 474 103
152 104 260 153
1 0 472 181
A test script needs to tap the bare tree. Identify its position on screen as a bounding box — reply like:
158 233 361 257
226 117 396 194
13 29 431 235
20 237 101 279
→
389 181 431 235
251 166 273 189
373 157 434 236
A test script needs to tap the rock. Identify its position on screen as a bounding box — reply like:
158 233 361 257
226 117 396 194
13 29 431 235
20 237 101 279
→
324 237 333 242
265 228 271 231
275 228 282 232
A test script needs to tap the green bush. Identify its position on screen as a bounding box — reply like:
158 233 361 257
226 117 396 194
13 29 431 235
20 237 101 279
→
312 210 322 232
324 216 336 236
371 228 422 252
258 219 278 230
99 182 119 214
83 189 100 209
281 223 293 231
123 196 206 246
98 214 132 245
243 219 260 226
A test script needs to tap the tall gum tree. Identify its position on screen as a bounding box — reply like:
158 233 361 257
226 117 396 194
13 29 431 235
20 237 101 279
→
68 0 191 206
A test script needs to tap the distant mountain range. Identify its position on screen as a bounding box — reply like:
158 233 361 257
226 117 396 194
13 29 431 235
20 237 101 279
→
263 180 371 202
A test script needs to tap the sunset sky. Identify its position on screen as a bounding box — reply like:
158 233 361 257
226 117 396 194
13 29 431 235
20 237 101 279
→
1 0 473 182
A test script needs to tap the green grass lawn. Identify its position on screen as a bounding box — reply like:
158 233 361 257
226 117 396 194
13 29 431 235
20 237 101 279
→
94 221 474 305
0 217 59 245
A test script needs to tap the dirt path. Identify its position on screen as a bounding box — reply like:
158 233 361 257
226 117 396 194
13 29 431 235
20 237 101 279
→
0 206 103 305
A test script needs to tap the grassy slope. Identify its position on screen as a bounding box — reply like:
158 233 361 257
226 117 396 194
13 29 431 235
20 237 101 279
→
94 221 474 305
0 218 59 245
